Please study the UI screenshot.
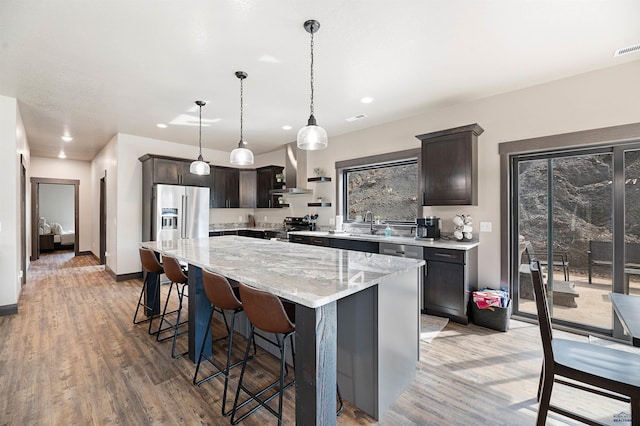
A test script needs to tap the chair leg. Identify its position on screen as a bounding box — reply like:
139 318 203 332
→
193 307 215 385
170 283 189 359
632 397 640 426
133 274 160 334
537 372 554 426
537 364 543 401
153 281 175 339
231 326 256 425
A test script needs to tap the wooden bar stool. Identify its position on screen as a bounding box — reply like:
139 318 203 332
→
155 255 189 359
193 270 255 416
134 247 163 335
231 284 343 425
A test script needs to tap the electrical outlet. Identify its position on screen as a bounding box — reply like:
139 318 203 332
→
238 215 243 222
264 216 268 222
480 222 492 232
19 270 23 278
105 252 110 257
329 218 335 225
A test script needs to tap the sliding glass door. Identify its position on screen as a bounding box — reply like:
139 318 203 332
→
513 149 615 332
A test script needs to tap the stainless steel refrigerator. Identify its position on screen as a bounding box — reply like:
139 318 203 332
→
152 184 209 241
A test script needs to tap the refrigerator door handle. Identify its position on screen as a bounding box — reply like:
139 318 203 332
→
182 194 187 239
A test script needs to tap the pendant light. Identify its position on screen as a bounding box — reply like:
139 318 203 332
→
190 100 210 175
297 19 328 151
230 71 254 166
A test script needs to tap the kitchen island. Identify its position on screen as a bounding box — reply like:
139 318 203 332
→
141 236 424 425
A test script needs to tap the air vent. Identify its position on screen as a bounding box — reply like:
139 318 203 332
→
345 113 368 122
614 43 640 57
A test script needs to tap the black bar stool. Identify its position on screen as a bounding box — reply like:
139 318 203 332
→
193 269 255 416
155 255 189 358
231 284 343 425
134 247 163 334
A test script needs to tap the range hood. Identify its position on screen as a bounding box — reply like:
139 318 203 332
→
269 143 312 195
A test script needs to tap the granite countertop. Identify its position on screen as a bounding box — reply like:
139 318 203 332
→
287 231 479 250
141 236 424 308
208 226 285 233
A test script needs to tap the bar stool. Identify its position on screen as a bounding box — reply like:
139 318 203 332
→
155 255 189 358
193 269 255 416
231 284 343 425
134 247 163 335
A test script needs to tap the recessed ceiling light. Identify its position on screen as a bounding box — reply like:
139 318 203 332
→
282 125 293 130
360 97 374 104
61 135 73 142
345 114 368 122
58 151 66 159
156 123 168 128
258 55 280 64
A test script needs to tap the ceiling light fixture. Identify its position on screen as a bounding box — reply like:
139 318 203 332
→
229 71 254 166
189 100 210 175
61 135 73 142
297 19 327 151
282 125 293 130
58 151 66 159
156 123 167 128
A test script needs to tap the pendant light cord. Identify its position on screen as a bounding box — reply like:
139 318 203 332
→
198 103 203 155
309 29 315 117
240 76 244 145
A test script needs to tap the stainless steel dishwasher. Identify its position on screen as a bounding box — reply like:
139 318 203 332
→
379 244 424 307
379 242 424 360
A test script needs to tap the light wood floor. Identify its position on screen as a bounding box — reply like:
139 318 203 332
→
0 251 633 425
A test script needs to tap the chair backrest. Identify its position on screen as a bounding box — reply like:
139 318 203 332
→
238 283 295 334
530 260 554 367
162 255 187 284
139 247 163 273
201 269 242 311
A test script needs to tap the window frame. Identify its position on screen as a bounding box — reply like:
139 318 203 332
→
335 148 421 224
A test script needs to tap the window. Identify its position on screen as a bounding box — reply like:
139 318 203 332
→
336 149 420 223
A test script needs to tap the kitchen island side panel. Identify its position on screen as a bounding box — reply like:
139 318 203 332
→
337 268 419 419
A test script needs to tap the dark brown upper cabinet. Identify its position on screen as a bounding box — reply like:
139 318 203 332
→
210 166 240 208
256 165 284 208
416 123 484 206
139 154 209 187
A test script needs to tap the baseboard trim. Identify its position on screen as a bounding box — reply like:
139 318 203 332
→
116 272 142 282
77 251 94 257
0 304 18 316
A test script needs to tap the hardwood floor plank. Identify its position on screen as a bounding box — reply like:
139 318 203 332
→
0 250 633 425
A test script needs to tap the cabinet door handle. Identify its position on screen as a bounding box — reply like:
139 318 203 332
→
434 253 456 259
422 192 426 205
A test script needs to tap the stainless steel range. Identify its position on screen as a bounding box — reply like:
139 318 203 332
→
284 216 312 232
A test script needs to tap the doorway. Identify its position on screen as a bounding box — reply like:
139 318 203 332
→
20 155 26 285
99 175 106 265
511 143 640 337
30 178 80 260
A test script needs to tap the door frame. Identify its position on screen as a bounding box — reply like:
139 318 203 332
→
99 174 106 265
30 177 80 260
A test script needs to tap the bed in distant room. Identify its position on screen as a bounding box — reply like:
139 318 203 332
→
50 223 75 248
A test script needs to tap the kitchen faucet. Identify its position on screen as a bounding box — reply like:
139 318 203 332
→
364 211 376 234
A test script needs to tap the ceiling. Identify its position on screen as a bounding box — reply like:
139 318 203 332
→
1 1 640 162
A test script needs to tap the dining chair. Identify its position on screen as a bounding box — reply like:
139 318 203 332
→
530 260 640 426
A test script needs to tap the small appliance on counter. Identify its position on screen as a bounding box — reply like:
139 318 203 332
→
415 216 441 240
284 216 313 232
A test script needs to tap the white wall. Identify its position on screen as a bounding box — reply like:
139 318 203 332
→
0 95 30 309
91 134 118 273
30 157 92 252
306 59 640 288
98 59 640 286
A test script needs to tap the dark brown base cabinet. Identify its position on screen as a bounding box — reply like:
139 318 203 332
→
423 246 478 324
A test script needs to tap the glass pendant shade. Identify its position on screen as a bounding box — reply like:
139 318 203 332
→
190 154 210 175
297 116 328 151
230 143 254 166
